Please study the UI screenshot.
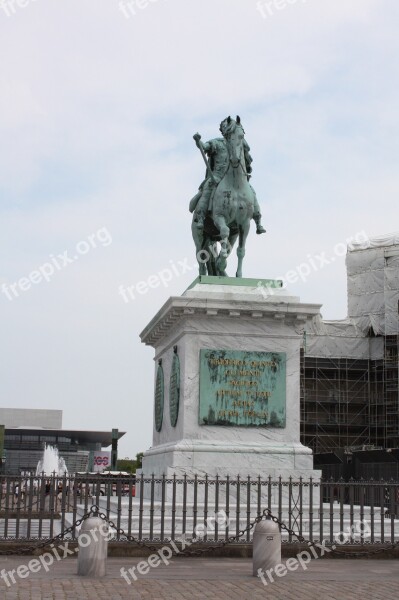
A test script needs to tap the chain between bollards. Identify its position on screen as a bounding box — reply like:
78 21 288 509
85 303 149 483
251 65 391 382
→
0 504 398 559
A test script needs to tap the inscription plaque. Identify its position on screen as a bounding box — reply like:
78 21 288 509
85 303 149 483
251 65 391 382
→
169 351 180 427
199 349 286 427
154 363 164 432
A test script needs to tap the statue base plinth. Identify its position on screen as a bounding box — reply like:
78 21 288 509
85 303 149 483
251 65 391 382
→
140 276 322 494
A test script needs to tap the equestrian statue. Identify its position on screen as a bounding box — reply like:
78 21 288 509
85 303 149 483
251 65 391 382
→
189 116 266 278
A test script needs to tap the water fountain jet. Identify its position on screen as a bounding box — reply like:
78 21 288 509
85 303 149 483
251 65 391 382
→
36 444 68 476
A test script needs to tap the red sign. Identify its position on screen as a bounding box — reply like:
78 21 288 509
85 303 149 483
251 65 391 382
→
93 451 111 473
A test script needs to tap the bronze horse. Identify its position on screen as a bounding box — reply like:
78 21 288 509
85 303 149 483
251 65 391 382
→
191 116 256 277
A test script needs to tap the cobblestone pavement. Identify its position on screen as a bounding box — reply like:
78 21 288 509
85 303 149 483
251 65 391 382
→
0 557 398 599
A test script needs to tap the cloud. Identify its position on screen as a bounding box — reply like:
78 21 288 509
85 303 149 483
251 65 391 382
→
1 0 399 457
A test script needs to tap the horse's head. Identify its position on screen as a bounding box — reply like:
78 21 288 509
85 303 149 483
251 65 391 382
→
220 115 245 169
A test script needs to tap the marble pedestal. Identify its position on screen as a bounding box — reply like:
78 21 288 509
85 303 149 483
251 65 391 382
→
139 276 321 491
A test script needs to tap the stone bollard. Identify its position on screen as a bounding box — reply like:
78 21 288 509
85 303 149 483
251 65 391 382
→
77 517 109 577
252 517 281 577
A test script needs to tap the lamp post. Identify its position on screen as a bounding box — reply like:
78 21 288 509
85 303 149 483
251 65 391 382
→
111 429 118 471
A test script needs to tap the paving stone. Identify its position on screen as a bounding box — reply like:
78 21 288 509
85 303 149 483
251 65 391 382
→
0 557 398 598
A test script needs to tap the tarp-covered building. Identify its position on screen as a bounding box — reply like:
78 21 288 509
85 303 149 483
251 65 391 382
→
301 234 399 463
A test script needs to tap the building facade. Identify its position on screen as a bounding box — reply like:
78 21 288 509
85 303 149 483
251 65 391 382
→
0 408 125 474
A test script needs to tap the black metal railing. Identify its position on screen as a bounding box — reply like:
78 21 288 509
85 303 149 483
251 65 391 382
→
0 474 398 545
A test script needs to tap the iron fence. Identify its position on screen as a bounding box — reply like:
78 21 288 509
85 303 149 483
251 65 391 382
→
0 474 398 545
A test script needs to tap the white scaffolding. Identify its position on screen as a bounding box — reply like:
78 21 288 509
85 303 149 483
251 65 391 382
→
301 234 399 453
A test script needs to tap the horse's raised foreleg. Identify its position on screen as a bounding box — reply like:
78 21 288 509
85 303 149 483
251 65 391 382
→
236 222 250 278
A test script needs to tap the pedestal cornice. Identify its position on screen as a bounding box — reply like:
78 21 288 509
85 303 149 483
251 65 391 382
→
140 278 321 347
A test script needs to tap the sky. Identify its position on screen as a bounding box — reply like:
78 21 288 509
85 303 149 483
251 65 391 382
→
1 0 399 459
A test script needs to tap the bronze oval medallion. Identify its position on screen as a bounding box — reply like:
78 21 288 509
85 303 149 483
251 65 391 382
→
169 352 180 427
154 363 164 432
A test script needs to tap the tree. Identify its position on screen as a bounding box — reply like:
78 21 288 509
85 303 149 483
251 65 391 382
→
115 452 144 474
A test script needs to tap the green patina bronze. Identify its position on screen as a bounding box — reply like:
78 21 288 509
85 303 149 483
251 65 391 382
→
199 349 286 428
169 349 180 427
189 116 266 279
186 276 283 291
154 362 164 432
